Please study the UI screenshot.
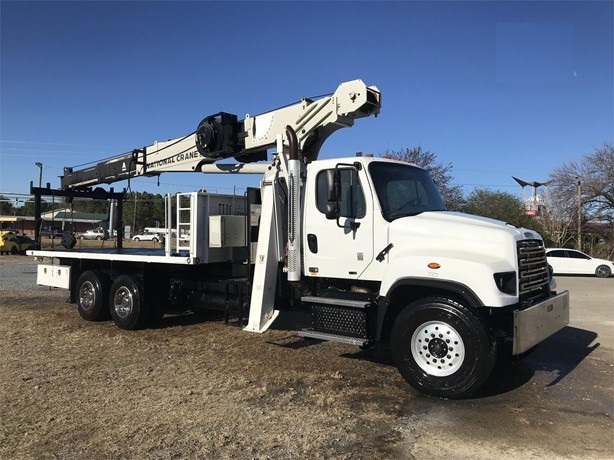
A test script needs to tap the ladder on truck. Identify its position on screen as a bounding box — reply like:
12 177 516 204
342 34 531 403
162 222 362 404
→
175 192 192 254
163 192 194 258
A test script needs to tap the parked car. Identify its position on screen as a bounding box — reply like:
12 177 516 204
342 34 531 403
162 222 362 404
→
0 231 36 255
132 230 161 242
40 226 63 239
80 227 110 240
15 234 36 253
0 231 19 255
546 248 614 278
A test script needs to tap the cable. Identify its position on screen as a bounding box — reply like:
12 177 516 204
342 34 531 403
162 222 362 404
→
69 130 197 169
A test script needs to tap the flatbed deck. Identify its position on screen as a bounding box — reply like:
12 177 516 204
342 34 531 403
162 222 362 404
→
29 248 196 265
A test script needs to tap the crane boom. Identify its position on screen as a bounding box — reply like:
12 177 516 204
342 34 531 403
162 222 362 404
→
61 79 381 189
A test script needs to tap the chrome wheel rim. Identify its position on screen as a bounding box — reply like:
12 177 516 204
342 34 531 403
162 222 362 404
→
113 286 133 318
79 281 95 311
411 321 465 377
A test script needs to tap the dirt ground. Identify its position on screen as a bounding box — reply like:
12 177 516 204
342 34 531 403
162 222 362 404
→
1 255 612 459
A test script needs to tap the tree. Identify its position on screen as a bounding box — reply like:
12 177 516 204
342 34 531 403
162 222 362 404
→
548 143 613 224
121 192 166 232
0 195 16 215
382 147 465 210
547 143 614 256
462 189 542 232
538 198 576 249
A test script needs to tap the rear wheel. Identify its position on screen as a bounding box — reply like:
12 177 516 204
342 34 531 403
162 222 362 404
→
595 265 612 278
391 297 496 399
109 274 148 330
133 237 140 242
76 270 111 321
10 245 18 255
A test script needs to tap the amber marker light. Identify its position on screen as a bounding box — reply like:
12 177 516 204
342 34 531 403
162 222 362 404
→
428 262 441 269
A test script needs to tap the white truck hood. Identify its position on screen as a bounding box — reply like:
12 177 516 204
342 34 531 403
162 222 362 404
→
379 211 544 306
389 211 539 243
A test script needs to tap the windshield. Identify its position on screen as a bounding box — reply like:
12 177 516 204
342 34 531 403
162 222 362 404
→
369 162 446 221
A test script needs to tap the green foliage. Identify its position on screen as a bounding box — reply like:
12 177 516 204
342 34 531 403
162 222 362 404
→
19 200 54 216
462 188 543 232
121 192 166 232
0 195 16 215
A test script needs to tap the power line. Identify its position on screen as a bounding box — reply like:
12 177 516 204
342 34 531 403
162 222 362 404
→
0 139 120 149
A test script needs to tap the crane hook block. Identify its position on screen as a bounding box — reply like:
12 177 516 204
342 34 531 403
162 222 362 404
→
195 112 243 160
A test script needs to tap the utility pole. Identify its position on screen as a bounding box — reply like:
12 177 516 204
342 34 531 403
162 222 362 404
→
133 193 137 234
576 176 582 251
35 162 43 187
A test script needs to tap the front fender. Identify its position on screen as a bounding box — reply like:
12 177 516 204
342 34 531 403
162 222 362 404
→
375 276 484 342
380 252 517 308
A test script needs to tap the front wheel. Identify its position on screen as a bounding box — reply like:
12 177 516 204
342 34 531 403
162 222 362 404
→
595 265 612 278
109 274 148 330
391 297 496 399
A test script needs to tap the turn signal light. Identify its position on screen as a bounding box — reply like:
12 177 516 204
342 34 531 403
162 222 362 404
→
428 262 441 269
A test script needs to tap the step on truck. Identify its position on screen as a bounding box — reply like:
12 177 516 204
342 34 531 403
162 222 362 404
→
29 79 569 398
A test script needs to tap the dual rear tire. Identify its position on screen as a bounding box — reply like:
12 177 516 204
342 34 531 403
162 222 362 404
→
109 274 148 330
76 270 111 321
76 271 158 329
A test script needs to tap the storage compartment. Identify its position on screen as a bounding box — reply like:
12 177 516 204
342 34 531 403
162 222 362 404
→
37 264 70 289
209 215 247 248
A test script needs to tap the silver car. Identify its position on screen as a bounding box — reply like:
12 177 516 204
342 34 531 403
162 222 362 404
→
80 227 110 240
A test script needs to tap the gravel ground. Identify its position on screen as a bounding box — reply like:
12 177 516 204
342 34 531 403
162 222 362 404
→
1 255 612 459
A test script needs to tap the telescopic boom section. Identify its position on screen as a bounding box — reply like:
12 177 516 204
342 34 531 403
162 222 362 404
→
60 79 381 189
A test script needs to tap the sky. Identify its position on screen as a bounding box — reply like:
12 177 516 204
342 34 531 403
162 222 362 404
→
1 1 612 206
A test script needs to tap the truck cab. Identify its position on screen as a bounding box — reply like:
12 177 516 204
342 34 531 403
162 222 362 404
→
300 156 567 397
303 156 445 281
304 155 553 300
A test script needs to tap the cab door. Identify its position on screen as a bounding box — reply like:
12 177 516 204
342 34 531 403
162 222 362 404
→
303 163 375 279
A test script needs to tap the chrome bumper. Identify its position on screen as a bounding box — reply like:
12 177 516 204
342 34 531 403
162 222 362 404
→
513 290 570 354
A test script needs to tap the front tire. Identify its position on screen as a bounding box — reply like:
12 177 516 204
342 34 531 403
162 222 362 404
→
76 270 111 321
109 274 148 330
595 264 612 278
391 297 496 399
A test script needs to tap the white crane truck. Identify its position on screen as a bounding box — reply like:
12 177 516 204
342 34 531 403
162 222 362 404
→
29 79 569 398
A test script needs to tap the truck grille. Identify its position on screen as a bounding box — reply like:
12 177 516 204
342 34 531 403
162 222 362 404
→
517 240 549 299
